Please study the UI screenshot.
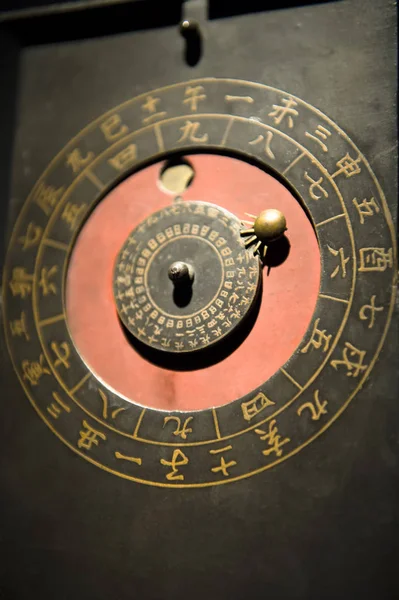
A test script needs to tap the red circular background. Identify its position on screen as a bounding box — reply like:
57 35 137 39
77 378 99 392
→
66 154 320 411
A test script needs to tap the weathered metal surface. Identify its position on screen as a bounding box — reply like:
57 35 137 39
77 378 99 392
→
0 1 397 598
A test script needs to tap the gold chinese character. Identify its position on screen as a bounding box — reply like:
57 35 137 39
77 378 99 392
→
229 291 239 305
38 265 58 296
352 197 379 224
225 94 254 104
61 202 87 231
297 390 328 421
304 172 329 201
359 295 384 329
241 392 275 421
209 446 237 477
22 354 50 386
51 341 70 369
359 247 393 272
99 388 111 419
328 245 350 278
163 416 193 440
77 420 107 450
305 125 331 152
255 420 290 457
141 95 167 124
178 120 208 143
331 342 368 377
34 182 64 215
332 153 361 178
10 311 30 340
9 268 34 298
183 85 206 111
249 132 275 160
269 97 298 128
114 452 142 465
18 222 42 250
142 95 160 113
301 318 331 354
160 449 189 481
47 392 71 419
108 144 137 170
98 389 127 420
100 114 128 142
211 456 237 476
66 149 95 173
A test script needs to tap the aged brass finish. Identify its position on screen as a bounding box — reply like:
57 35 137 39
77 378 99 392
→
241 209 287 257
254 209 287 243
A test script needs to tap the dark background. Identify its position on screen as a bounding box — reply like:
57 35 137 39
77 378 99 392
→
0 1 397 598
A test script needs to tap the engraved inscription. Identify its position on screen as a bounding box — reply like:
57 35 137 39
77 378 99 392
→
241 392 275 421
249 132 275 160
255 420 290 457
305 125 331 153
304 172 329 201
209 446 237 477
100 114 129 142
297 390 328 421
115 452 142 465
352 197 379 224
331 343 368 377
332 153 361 178
77 420 107 450
301 318 331 354
47 392 71 419
163 416 193 440
160 449 189 481
18 222 42 250
108 144 137 170
39 266 58 296
225 94 254 104
359 247 393 272
66 149 95 173
359 295 384 329
141 95 167 124
34 182 64 216
9 268 34 298
328 245 350 278
98 389 127 420
62 203 88 231
178 120 209 143
183 85 206 111
269 97 298 128
22 354 50 386
10 311 30 341
51 341 71 369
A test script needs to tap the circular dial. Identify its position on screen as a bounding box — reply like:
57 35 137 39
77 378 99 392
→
3 78 396 488
113 201 261 354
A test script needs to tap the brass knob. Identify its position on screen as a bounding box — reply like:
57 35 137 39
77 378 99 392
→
241 209 287 257
168 261 195 286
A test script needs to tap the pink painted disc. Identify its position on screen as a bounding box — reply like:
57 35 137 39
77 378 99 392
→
66 154 320 411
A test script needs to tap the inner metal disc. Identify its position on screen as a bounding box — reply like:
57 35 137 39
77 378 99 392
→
113 201 261 354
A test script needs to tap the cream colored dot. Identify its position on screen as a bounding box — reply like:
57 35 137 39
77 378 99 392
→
159 162 194 195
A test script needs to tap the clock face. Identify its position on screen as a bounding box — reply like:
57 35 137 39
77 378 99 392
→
3 78 396 487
